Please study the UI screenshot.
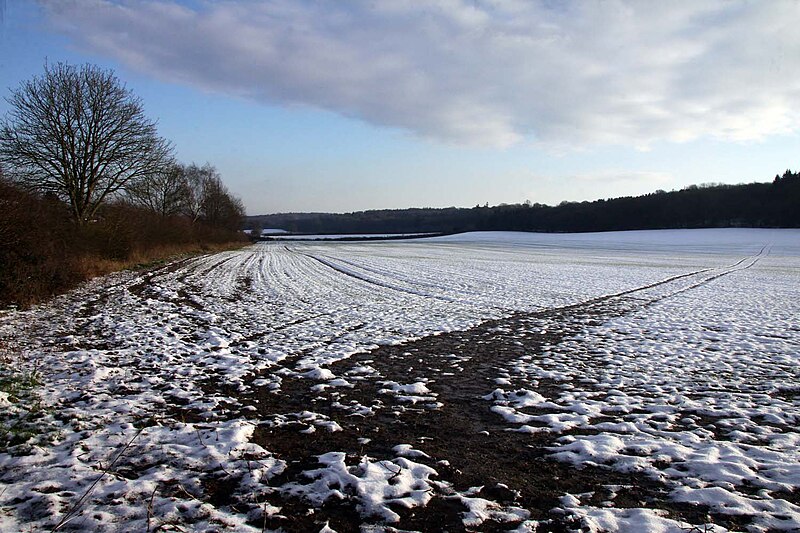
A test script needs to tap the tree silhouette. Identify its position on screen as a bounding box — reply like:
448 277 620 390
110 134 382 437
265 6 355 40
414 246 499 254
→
0 62 173 224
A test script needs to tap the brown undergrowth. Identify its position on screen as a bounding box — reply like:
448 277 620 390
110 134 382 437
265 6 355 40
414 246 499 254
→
0 179 247 308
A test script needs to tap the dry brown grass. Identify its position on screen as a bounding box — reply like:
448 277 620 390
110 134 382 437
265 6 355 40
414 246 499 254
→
69 241 248 281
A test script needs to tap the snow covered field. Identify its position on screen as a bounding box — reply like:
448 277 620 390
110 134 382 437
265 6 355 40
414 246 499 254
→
0 229 798 532
268 233 435 240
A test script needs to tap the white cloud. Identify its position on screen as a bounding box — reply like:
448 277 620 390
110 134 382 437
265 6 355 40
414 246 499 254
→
572 170 673 185
40 0 800 148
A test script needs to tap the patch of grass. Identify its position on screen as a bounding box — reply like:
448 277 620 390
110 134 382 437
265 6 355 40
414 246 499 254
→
0 367 40 400
0 344 57 453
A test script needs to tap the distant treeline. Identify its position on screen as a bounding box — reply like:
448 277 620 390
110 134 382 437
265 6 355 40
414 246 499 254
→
248 172 800 235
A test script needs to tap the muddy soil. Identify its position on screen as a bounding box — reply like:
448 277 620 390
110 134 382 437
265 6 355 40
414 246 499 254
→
193 283 748 532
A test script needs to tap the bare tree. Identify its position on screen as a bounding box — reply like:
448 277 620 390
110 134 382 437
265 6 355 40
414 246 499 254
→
126 163 187 217
180 163 214 223
0 62 173 224
200 172 245 230
174 162 245 229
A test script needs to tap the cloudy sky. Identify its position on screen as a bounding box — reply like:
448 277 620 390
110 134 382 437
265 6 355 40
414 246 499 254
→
2 1 800 214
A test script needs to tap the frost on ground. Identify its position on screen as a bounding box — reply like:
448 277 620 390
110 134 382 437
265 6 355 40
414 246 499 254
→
0 229 798 532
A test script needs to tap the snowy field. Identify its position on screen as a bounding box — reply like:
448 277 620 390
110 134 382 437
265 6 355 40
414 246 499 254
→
0 229 798 532
268 233 435 240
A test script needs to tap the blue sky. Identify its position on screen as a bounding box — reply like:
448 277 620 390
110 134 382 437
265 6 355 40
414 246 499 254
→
2 1 799 215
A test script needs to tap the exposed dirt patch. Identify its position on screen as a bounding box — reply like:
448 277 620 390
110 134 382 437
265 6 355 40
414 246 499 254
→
212 295 743 531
